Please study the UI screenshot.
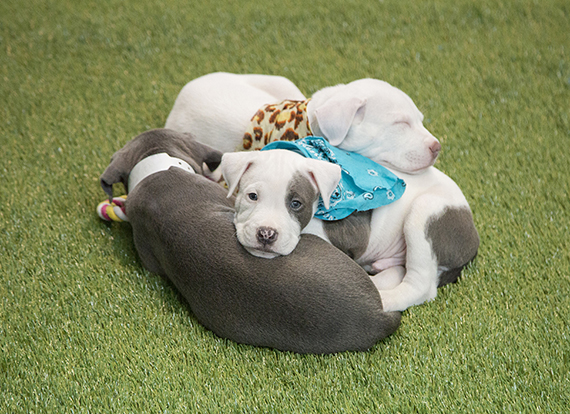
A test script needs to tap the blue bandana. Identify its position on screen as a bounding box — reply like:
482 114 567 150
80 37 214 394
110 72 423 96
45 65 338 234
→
261 137 406 221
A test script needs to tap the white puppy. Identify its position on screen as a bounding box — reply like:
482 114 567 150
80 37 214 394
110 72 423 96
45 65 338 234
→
165 72 440 173
221 149 479 312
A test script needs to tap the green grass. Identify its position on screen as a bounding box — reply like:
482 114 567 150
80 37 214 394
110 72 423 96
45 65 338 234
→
1 0 569 411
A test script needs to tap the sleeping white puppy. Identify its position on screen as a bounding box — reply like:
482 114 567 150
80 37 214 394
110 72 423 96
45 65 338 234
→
165 72 441 174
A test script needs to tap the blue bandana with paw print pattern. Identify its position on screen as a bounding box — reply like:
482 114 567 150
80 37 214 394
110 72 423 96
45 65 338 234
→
261 136 406 221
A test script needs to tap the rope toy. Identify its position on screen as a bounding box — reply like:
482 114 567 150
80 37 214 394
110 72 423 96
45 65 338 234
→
97 195 128 222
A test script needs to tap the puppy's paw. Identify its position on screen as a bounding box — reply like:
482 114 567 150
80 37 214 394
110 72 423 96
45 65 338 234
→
370 266 405 290
378 281 438 312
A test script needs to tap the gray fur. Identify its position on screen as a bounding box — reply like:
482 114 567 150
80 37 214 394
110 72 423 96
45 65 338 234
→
425 207 480 288
100 129 401 354
286 173 317 229
100 128 222 199
323 211 373 260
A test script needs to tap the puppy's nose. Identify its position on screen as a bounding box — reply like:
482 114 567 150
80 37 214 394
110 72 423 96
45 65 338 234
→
430 141 441 156
256 227 278 245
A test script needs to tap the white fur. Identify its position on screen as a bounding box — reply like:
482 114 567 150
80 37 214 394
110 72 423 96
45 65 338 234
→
165 73 305 154
307 79 441 173
165 73 441 173
220 150 341 259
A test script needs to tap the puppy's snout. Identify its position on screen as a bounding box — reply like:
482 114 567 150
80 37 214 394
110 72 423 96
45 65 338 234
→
256 226 278 245
430 141 441 156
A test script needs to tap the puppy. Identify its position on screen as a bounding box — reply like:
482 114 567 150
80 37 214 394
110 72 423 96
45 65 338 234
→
223 148 342 258
221 147 479 313
165 72 440 173
99 129 401 354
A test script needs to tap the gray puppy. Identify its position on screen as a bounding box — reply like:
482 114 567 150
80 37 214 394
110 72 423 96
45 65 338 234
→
100 129 401 354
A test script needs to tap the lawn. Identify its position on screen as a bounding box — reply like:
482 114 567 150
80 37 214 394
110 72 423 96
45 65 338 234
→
1 0 569 412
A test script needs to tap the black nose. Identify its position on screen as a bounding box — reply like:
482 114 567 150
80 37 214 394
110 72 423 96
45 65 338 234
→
256 227 278 245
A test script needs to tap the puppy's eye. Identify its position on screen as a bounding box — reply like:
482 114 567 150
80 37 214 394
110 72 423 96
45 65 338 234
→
247 192 258 201
290 199 302 210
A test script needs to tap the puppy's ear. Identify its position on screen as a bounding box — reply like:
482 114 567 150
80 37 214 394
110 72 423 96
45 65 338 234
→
199 147 223 180
99 150 129 202
202 162 223 182
220 152 256 197
305 159 342 209
314 96 366 146
202 150 223 173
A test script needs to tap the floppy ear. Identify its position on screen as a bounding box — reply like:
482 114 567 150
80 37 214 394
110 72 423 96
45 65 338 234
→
199 146 223 180
304 159 342 209
202 150 222 173
314 96 366 146
185 137 223 174
220 152 257 197
100 150 129 202
202 162 223 182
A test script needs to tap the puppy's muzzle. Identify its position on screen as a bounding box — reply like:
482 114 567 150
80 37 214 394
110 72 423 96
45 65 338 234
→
256 226 278 246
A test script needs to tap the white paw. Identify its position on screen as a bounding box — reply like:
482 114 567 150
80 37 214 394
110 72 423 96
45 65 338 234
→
369 266 406 290
379 284 438 312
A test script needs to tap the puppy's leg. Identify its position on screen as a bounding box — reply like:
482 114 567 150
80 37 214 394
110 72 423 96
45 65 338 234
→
370 257 405 273
378 258 438 312
378 197 442 311
370 266 405 290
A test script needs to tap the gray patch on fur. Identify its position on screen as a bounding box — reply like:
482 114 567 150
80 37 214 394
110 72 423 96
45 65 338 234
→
286 173 318 229
323 210 372 260
426 207 479 288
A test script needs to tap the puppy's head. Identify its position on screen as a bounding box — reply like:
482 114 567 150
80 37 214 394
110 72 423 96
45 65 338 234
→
221 150 341 259
309 79 441 174
99 128 222 200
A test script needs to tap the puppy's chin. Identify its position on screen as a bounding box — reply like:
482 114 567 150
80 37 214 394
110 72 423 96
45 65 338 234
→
236 232 282 259
245 247 281 259
235 223 300 259
383 157 436 175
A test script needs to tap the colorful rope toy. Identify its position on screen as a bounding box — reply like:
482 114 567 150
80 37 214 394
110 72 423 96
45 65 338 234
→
97 195 128 222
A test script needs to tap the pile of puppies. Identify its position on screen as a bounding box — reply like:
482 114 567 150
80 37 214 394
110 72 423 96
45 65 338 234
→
100 73 479 354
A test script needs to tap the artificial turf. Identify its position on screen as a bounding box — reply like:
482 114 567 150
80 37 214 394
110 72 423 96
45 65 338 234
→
1 0 569 412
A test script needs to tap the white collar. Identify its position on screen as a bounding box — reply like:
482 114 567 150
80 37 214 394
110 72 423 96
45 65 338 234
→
128 152 195 192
